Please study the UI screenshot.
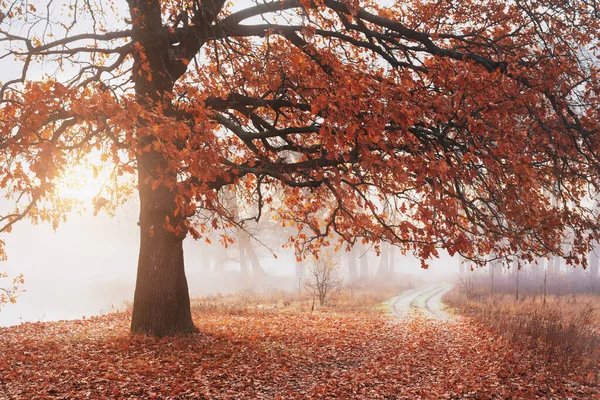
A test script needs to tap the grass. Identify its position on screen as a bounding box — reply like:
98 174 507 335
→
189 281 409 316
444 287 600 378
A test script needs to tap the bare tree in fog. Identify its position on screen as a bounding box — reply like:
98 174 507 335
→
305 255 342 307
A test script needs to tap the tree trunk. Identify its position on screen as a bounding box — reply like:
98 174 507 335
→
242 234 266 277
295 260 305 292
512 257 519 301
239 238 249 276
347 246 358 281
127 0 199 336
131 222 197 336
130 151 197 336
389 246 396 276
489 254 496 295
590 241 599 293
359 244 369 279
592 202 600 285
591 246 599 277
377 243 389 277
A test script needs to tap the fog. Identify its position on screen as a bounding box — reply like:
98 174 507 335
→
0 200 460 327
0 203 139 327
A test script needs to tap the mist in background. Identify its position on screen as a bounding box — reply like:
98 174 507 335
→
0 200 460 327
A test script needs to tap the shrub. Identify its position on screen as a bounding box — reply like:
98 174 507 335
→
304 255 342 307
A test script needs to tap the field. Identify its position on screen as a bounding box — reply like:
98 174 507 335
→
1 284 599 399
444 287 600 380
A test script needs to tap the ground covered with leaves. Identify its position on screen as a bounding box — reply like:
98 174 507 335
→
1 300 599 399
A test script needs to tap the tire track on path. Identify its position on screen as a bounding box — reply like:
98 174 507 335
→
391 283 453 320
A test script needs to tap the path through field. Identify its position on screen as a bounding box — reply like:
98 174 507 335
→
389 283 453 320
1 287 598 399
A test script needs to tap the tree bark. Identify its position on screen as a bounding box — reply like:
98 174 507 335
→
131 152 197 336
131 226 197 336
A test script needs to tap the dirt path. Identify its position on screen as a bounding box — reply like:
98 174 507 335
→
388 283 453 320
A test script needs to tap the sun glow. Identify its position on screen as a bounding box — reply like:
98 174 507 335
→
53 152 117 212
57 167 106 203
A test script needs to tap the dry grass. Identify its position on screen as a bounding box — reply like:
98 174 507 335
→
444 287 600 377
190 281 407 316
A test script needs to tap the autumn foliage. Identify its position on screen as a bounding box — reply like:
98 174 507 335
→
0 272 23 307
1 0 600 334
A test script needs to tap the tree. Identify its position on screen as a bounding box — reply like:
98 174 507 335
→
590 202 600 288
359 243 370 279
377 242 390 278
347 245 358 282
221 187 266 277
1 0 599 336
304 253 342 306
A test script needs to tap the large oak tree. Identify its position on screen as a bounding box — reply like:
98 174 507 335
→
0 0 599 335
